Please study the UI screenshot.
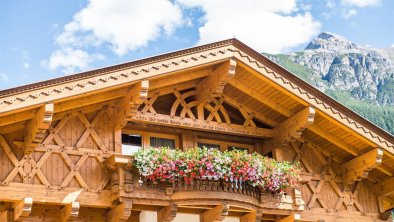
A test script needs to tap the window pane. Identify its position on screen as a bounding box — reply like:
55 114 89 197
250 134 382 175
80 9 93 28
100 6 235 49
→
198 142 220 150
150 137 175 149
122 134 142 155
228 146 249 153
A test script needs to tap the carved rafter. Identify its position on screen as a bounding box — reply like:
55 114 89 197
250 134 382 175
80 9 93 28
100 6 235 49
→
200 203 229 222
157 203 177 222
24 103 54 154
195 59 236 102
227 78 292 117
263 106 315 151
114 80 149 129
377 177 394 196
106 199 133 222
341 148 384 184
13 197 33 221
60 201 80 222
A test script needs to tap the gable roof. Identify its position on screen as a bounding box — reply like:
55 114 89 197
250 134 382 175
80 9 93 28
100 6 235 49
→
0 38 393 151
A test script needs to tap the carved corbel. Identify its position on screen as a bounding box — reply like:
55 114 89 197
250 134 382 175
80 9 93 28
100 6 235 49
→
104 154 133 194
60 201 80 222
200 202 229 222
13 197 33 221
106 199 133 222
24 103 54 154
157 203 177 222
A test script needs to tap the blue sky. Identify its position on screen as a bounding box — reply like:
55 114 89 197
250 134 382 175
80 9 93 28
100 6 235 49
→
0 0 393 90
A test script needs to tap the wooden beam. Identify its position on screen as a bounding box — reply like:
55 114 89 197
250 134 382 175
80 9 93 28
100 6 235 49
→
264 107 315 150
377 177 394 196
24 103 54 154
277 213 301 222
240 211 259 222
157 203 177 222
223 95 278 127
114 80 149 128
13 197 33 221
0 109 36 127
106 199 133 222
341 148 383 184
200 203 229 222
195 59 236 102
307 125 361 156
129 112 274 138
227 78 292 117
60 201 80 222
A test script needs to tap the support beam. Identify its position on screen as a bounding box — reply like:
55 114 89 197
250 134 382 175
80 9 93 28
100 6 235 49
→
341 148 383 184
200 203 229 222
130 112 274 138
157 203 177 222
240 211 260 222
13 197 33 221
106 199 133 222
277 213 301 222
24 103 54 154
128 211 141 222
227 78 292 117
307 125 360 156
60 201 80 222
377 177 394 196
114 80 149 129
195 59 236 102
263 106 315 151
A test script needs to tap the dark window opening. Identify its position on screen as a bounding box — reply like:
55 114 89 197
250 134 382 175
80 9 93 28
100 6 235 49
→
122 134 142 155
150 137 175 149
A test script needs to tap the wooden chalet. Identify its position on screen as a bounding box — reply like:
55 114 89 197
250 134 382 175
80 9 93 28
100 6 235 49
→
0 38 393 222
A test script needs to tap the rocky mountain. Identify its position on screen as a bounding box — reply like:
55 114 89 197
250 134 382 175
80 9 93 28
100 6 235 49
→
265 32 394 135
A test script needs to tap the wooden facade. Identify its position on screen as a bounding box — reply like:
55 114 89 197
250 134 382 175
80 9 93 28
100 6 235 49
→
0 38 393 221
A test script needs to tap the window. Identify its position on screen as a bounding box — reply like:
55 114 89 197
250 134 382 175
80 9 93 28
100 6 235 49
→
150 137 176 149
228 146 249 152
122 134 142 155
197 142 220 150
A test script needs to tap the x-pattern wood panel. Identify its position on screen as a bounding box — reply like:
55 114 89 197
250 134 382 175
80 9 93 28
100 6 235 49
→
292 141 365 213
0 109 112 191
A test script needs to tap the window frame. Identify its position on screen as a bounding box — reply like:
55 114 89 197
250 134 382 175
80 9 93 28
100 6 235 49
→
196 138 253 153
122 129 180 150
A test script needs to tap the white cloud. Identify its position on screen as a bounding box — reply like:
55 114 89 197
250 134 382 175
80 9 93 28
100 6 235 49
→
326 0 336 8
42 48 104 74
23 62 30 69
343 9 358 19
177 0 320 53
0 73 9 83
56 0 184 56
341 0 380 7
391 44 394 48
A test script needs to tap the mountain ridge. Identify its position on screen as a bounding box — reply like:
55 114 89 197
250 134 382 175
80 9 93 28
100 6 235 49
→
264 32 394 135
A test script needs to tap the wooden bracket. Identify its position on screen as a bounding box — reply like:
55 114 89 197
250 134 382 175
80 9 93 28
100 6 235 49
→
114 80 149 129
106 199 133 222
277 213 301 222
341 148 383 184
200 203 229 222
377 176 394 196
24 103 54 154
60 201 80 222
157 203 177 222
13 197 33 221
195 59 236 102
240 211 260 222
263 106 315 151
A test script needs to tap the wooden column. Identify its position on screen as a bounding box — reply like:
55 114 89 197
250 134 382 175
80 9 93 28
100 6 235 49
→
200 203 229 222
157 203 177 222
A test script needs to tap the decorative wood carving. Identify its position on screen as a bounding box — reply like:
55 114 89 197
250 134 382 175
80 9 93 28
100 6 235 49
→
13 197 33 221
195 59 236 102
114 80 149 128
264 107 315 150
24 103 54 154
106 199 133 222
341 148 383 184
60 201 80 222
157 203 177 222
200 203 229 222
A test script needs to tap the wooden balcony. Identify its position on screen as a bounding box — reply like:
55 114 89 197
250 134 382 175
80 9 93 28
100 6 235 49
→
105 154 305 221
